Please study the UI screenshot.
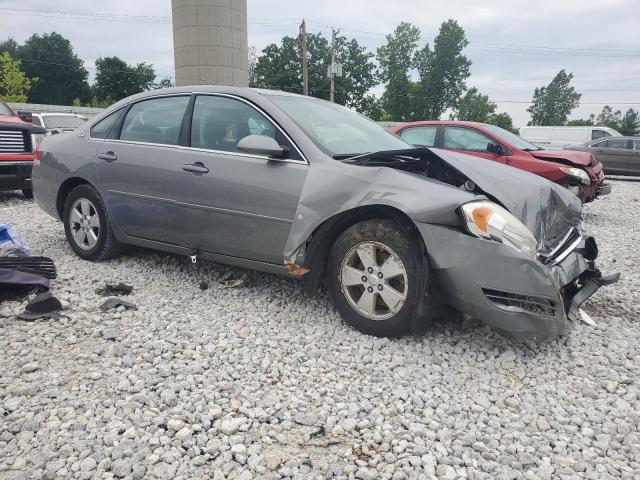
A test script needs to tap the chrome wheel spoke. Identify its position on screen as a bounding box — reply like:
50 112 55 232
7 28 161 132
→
80 199 91 217
343 265 364 286
88 214 100 228
379 285 405 313
356 244 378 270
86 229 98 248
73 228 87 246
380 255 404 279
70 208 83 225
356 289 377 316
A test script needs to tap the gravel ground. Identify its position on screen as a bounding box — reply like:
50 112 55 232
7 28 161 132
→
0 181 639 480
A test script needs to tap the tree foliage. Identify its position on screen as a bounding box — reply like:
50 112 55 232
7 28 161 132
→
527 70 581 126
94 56 156 102
15 33 89 104
452 87 516 132
253 32 377 113
619 108 640 136
414 20 470 120
0 52 32 102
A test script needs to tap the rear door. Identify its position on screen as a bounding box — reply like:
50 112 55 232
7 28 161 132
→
94 94 191 245
596 138 631 173
630 140 640 175
440 126 507 164
172 94 308 264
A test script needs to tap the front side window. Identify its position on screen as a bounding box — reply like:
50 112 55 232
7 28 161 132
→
120 96 190 145
190 95 299 159
0 100 12 116
592 129 611 140
633 140 640 151
90 110 122 139
443 127 495 153
607 138 630 149
400 126 437 147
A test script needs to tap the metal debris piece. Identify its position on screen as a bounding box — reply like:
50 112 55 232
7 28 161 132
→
100 297 138 312
579 308 596 326
25 292 62 314
96 283 133 296
219 271 245 289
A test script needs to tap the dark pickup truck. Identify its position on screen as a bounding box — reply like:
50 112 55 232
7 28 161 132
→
0 97 46 198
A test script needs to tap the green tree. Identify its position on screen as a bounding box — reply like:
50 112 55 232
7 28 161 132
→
619 108 640 136
253 32 376 111
414 19 471 120
567 115 595 126
453 87 496 122
527 69 581 126
16 33 89 104
153 78 174 89
94 56 156 102
0 38 18 57
0 52 32 102
377 22 421 121
487 112 517 133
595 105 622 130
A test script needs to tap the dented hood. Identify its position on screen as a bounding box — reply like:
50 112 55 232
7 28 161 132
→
531 149 592 166
431 149 583 252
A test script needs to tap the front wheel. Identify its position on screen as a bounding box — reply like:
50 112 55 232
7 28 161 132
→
22 187 33 199
63 184 122 261
326 219 428 337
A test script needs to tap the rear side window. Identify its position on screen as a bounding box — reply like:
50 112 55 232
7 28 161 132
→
607 138 630 149
399 126 437 147
634 140 640 151
120 96 190 145
592 129 611 140
443 127 494 152
90 110 121 139
190 95 300 160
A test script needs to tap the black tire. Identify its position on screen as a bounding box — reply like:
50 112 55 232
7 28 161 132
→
22 187 33 199
63 184 122 261
326 219 428 337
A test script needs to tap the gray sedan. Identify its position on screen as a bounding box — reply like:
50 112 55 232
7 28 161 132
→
32 86 617 341
568 137 640 175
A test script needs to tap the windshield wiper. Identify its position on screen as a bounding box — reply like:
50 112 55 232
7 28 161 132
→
332 153 368 160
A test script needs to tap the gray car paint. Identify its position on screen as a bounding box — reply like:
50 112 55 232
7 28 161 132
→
568 137 640 175
32 86 615 341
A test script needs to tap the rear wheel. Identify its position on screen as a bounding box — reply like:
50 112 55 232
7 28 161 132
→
326 219 428 337
63 184 122 261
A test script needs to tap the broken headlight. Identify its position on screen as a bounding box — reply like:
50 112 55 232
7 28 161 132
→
460 201 538 260
559 167 590 186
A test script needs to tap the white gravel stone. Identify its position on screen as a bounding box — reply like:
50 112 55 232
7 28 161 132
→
1 182 639 479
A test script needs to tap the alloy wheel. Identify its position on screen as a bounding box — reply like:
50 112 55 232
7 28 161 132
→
69 198 100 250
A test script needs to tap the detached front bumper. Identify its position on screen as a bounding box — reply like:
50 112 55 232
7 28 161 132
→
417 223 618 342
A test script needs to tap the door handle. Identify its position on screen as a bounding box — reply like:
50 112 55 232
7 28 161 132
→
97 151 117 161
182 163 209 174
595 149 604 153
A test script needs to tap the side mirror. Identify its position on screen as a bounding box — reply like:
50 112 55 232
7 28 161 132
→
237 134 288 159
17 110 33 123
487 142 505 156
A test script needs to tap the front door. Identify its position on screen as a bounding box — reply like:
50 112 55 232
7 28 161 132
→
172 94 309 264
440 126 508 164
595 138 631 173
95 95 191 245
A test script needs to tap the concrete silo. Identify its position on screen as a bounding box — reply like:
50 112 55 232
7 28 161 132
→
171 0 248 86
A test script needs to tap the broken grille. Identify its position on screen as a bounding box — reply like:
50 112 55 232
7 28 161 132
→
483 288 557 317
0 130 27 153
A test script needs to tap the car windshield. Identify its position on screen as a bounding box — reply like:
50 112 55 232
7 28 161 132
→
266 94 411 158
482 124 541 151
0 101 12 116
43 115 87 129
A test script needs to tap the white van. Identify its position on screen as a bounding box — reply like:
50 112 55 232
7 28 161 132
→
519 126 622 149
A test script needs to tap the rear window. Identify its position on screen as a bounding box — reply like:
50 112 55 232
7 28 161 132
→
0 101 12 116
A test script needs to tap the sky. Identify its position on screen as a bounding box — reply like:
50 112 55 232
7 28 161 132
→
1 1 639 126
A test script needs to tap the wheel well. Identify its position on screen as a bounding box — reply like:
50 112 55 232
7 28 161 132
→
56 177 91 219
300 205 426 295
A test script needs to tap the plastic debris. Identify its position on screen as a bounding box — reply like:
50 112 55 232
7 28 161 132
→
96 283 133 296
219 271 245 289
100 298 138 312
0 224 31 255
25 292 62 314
579 308 596 326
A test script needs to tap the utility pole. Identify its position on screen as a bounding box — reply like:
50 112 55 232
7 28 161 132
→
299 20 308 96
328 28 342 103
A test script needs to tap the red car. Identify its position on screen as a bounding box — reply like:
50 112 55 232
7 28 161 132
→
0 97 46 198
391 121 611 203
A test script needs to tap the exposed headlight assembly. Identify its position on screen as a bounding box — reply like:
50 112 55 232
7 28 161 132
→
559 167 590 186
460 201 538 260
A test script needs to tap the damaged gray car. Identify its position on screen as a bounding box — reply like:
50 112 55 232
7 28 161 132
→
31 87 618 341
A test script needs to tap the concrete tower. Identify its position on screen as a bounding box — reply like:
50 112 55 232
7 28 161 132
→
171 0 248 87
